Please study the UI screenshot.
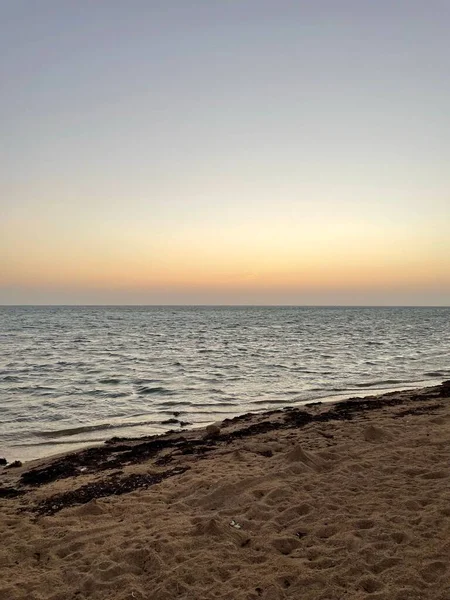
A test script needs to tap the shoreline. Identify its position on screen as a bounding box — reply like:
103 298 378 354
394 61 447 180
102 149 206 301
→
1 381 449 599
1 379 449 486
2 376 446 465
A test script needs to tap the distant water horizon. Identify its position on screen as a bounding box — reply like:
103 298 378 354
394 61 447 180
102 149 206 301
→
2 304 449 307
1 305 449 462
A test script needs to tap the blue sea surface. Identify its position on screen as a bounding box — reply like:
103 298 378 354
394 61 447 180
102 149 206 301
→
0 306 449 461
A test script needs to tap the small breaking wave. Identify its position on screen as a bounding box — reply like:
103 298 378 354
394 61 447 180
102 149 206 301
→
157 400 193 407
423 370 449 378
36 423 114 438
251 398 292 405
34 417 172 440
353 379 408 388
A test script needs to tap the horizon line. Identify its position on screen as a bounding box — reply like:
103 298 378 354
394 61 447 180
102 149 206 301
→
1 304 449 309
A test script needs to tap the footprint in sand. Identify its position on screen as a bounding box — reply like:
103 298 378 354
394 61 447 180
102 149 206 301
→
371 556 401 574
270 536 301 555
354 518 376 530
358 575 384 594
364 425 394 443
391 530 409 544
420 561 447 583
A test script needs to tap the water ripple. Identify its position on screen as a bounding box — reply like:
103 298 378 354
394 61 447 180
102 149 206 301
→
0 306 449 460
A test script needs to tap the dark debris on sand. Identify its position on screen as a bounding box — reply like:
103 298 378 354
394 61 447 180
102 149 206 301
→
5 380 448 514
33 466 190 515
0 486 25 499
394 403 444 418
20 381 450 489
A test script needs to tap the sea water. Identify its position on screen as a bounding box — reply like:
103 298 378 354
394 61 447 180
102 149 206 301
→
0 306 449 461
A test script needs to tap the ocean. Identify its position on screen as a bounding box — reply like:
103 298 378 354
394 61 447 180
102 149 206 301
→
0 306 449 462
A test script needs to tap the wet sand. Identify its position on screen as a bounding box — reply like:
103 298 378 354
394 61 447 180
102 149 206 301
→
1 382 449 599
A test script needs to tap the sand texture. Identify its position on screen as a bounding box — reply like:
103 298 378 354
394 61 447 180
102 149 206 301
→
1 382 449 600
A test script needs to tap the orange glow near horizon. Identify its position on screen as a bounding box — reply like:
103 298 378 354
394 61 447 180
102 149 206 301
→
2 175 449 305
3 216 449 299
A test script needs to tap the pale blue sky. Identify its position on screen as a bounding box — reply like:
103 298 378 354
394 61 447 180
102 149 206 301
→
1 1 449 304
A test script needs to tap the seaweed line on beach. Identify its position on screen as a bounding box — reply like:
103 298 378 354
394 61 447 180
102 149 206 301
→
2 381 448 511
32 466 190 516
18 380 450 487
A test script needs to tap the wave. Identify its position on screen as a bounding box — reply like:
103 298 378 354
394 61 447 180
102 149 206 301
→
251 398 292 405
353 379 409 388
36 423 114 438
34 417 174 440
98 377 122 384
423 370 449 378
1 375 21 382
106 391 129 398
84 389 119 397
135 385 174 396
13 385 56 396
16 437 124 447
157 400 193 407
185 402 238 408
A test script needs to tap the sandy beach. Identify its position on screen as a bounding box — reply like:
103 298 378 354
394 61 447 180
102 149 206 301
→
1 381 449 600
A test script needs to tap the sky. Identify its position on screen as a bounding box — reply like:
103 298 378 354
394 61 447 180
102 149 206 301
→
1 1 449 305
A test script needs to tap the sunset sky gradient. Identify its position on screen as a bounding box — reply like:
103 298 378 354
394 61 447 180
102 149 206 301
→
2 1 449 305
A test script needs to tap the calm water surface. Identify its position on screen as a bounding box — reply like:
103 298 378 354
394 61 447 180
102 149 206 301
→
0 306 449 461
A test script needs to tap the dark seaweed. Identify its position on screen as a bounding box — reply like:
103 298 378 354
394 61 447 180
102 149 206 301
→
33 466 189 515
16 381 450 503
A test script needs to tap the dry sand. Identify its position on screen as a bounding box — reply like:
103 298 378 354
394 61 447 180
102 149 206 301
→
1 382 449 600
